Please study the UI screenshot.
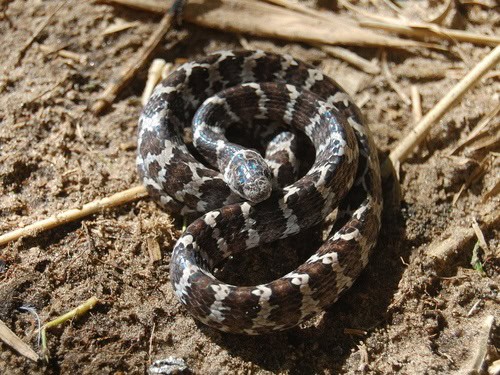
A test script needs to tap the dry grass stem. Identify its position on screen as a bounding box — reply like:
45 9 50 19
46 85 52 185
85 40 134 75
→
39 45 88 63
262 0 331 19
381 50 411 105
344 328 367 336
0 319 39 362
91 9 177 114
0 186 148 246
104 0 438 49
461 315 496 374
141 58 167 105
411 85 422 123
15 0 67 65
356 343 370 372
340 0 500 46
239 4 381 74
356 92 371 108
99 0 166 13
320 45 381 75
482 180 500 203
380 0 402 13
387 45 500 168
101 20 140 35
425 0 453 24
452 155 491 205
40 297 99 362
426 211 498 271
359 19 500 46
450 103 500 155
471 218 489 252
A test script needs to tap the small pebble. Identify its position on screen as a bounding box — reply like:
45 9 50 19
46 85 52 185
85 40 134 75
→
148 356 189 375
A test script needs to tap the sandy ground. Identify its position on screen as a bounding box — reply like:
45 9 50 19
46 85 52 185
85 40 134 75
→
0 0 498 374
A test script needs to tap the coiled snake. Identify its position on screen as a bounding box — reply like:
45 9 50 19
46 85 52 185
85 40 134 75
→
137 50 382 334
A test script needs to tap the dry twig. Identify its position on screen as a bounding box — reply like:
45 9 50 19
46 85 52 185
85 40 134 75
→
411 85 422 123
92 8 178 114
449 103 500 155
103 0 438 49
141 59 171 105
0 186 147 246
39 45 88 63
426 211 498 271
101 20 140 35
340 0 500 46
320 45 380 75
381 50 411 106
15 1 68 66
386 45 500 170
359 19 500 47
452 154 491 205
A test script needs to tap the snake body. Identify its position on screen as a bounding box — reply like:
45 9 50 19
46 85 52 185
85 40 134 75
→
137 50 382 334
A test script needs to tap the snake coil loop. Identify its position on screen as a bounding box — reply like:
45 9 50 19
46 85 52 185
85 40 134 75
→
137 50 382 334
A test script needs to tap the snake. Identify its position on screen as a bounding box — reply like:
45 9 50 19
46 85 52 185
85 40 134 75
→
137 50 382 335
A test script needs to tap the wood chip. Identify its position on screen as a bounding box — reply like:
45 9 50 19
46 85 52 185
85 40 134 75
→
411 85 422 123
146 237 162 262
101 20 140 35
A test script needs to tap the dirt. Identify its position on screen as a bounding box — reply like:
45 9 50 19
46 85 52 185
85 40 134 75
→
0 0 498 374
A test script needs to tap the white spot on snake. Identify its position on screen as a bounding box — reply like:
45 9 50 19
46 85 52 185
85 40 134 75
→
333 228 361 242
307 251 339 266
143 139 176 169
240 202 252 216
251 285 272 298
332 91 351 107
217 236 229 256
245 83 268 119
178 234 194 247
286 272 310 286
275 54 298 80
284 272 320 319
250 285 277 328
215 50 236 62
195 200 208 213
212 283 231 300
240 202 260 248
283 85 300 124
241 52 260 82
204 96 241 124
283 185 300 201
208 284 232 322
216 140 225 161
279 199 300 236
304 69 324 90
246 229 260 248
173 263 200 303
204 211 220 227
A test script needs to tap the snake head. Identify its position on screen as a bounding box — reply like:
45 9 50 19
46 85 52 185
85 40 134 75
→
224 150 273 203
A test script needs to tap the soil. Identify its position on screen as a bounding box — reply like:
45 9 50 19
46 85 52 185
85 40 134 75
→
0 0 498 374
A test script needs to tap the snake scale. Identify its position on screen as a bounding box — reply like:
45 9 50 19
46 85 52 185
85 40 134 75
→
137 50 382 334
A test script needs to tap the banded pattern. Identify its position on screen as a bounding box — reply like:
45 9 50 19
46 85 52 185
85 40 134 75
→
137 50 382 334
